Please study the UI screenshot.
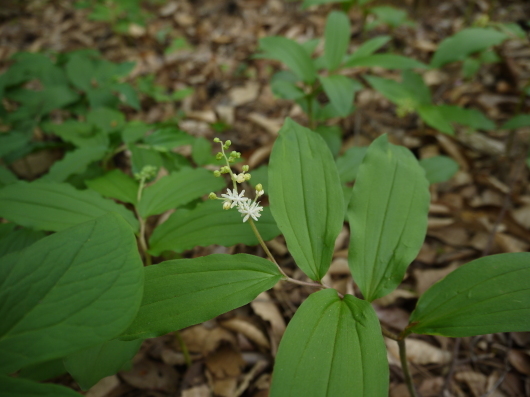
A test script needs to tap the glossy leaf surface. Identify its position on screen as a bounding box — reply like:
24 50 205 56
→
269 119 344 281
347 135 429 301
408 253 530 337
0 181 138 232
270 289 388 397
0 214 144 373
121 254 282 340
149 200 280 255
138 168 225 217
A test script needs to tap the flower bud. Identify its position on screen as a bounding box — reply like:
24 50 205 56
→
216 152 223 160
235 173 246 183
223 201 232 210
208 192 217 200
242 165 249 172
213 170 221 177
244 173 251 181
213 137 221 143
256 184 263 192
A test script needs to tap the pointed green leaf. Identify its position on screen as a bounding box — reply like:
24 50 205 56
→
258 37 317 83
364 75 415 105
42 146 107 182
401 70 431 105
269 119 344 281
18 359 66 382
344 54 426 69
347 135 429 301
419 155 459 184
438 105 495 130
0 166 17 187
42 120 109 148
86 107 125 133
85 169 139 205
431 28 507 68
64 339 143 390
0 376 80 397
0 214 144 373
270 289 388 397
346 35 391 61
408 253 530 337
418 104 454 135
0 181 138 232
149 200 280 255
501 114 530 130
336 146 368 183
121 254 282 340
324 11 350 71
138 168 225 217
320 75 362 117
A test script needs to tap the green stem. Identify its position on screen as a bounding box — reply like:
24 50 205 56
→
307 95 315 131
135 177 152 266
175 331 191 367
398 338 418 397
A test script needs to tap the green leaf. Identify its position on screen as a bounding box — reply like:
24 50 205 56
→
438 105 495 130
270 71 305 100
192 137 213 166
42 120 109 148
63 339 143 390
347 135 429 301
364 75 415 105
419 155 459 184
0 133 30 158
0 166 17 187
269 289 388 397
0 228 45 258
462 56 481 78
249 165 269 191
302 0 351 8
417 104 454 134
369 6 412 29
501 114 530 130
315 125 342 158
401 70 431 105
431 28 507 68
143 127 193 150
336 146 368 183
129 145 163 175
269 119 344 281
86 107 125 133
113 82 140 110
148 200 280 255
258 37 317 83
42 146 107 182
121 254 282 340
301 38 321 57
319 75 362 117
122 121 150 144
347 35 391 61
18 359 66 382
138 168 225 217
85 169 139 205
66 54 95 92
0 376 80 397
0 181 139 232
0 214 144 373
407 253 530 337
344 54 426 69
324 11 350 71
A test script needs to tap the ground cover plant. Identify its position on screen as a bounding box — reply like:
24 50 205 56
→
0 0 530 396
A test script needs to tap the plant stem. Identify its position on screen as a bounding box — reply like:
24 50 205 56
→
398 338 418 397
136 177 152 266
307 95 316 130
175 331 191 367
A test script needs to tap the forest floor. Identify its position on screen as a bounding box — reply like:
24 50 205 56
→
1 0 530 396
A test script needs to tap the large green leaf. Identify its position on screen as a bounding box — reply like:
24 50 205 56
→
324 11 350 71
121 254 282 340
319 75 362 117
0 181 138 232
0 133 29 158
138 168 225 217
269 119 344 281
407 253 530 337
335 146 368 183
431 28 507 68
0 376 80 397
42 120 109 148
344 54 426 69
365 75 415 105
85 169 139 205
63 339 143 390
0 214 144 373
0 228 45 258
347 135 429 301
501 114 530 130
149 200 280 255
270 289 388 397
258 37 317 83
42 146 107 182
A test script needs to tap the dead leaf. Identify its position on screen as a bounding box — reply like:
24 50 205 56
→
251 292 286 355
414 263 459 295
85 375 120 397
179 325 237 356
508 349 530 376
229 82 260 106
220 317 270 350
206 346 245 397
120 359 179 392
182 385 211 397
455 371 487 397
386 338 451 366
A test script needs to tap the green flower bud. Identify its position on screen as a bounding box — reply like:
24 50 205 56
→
256 183 263 192
242 165 249 172
213 137 221 143
244 173 251 181
213 170 221 177
208 192 217 200
216 152 223 160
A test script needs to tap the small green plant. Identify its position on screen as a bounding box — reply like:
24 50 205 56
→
364 5 415 32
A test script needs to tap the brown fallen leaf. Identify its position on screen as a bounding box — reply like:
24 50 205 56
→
85 375 120 397
251 292 286 355
386 338 452 366
414 262 459 295
120 359 179 392
179 324 237 357
206 345 245 397
220 317 270 350
181 385 211 397
508 349 530 376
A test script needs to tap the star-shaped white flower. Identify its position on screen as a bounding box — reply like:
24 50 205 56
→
238 199 263 222
220 188 246 208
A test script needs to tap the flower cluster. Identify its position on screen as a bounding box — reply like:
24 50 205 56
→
208 138 265 223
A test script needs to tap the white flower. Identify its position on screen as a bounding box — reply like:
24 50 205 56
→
235 173 246 183
238 199 263 222
221 188 246 208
